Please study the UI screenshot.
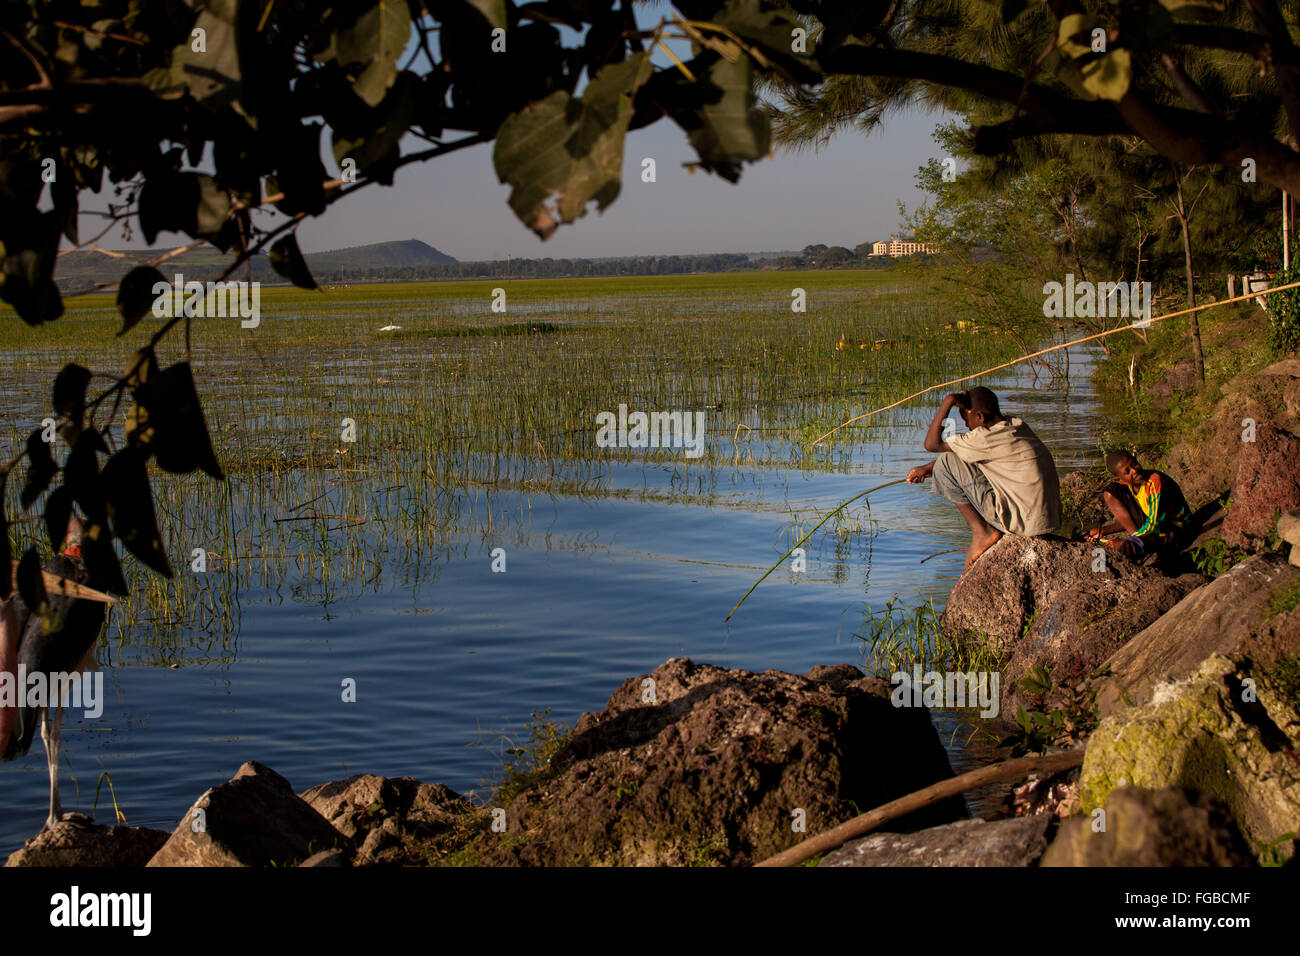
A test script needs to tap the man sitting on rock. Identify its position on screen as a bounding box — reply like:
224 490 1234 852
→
1086 451 1191 561
906 387 1061 571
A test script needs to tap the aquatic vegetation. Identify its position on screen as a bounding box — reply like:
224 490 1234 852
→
855 596 1005 677
3 269 1025 648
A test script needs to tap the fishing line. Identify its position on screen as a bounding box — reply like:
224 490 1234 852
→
810 278 1300 447
724 478 907 621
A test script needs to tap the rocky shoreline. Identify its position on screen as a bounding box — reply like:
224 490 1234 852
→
7 359 1300 868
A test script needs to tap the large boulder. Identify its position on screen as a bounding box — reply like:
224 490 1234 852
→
5 815 169 867
147 761 347 867
471 659 967 866
1162 363 1297 510
1079 655 1300 860
1095 553 1300 717
941 536 1206 718
299 774 487 866
1222 421 1300 547
1041 786 1256 866
819 815 1052 867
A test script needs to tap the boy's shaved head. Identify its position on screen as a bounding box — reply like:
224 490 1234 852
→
1106 450 1137 473
966 387 1001 417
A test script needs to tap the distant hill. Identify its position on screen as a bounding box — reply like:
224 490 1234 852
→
52 238 902 291
306 238 456 271
55 238 456 291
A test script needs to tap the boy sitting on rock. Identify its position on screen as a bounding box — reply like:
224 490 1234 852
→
1085 451 1191 560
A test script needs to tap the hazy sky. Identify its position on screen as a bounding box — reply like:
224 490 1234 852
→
292 106 946 261
72 0 954 263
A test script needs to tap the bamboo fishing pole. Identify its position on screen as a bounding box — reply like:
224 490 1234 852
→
724 478 907 621
811 276 1300 447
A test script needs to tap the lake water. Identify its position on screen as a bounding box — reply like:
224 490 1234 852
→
0 344 1101 854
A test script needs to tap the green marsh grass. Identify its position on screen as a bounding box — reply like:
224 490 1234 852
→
855 597 1005 678
2 269 1026 650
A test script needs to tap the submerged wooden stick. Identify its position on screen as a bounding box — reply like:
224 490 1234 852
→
724 478 907 622
754 747 1085 867
810 277 1300 447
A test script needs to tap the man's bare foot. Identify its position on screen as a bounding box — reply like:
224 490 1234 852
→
963 529 1003 571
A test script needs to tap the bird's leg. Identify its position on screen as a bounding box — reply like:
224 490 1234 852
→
41 705 65 830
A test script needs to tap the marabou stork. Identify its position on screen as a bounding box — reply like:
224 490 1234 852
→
2 519 112 831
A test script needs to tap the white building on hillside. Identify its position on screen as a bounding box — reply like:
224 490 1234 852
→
870 237 938 257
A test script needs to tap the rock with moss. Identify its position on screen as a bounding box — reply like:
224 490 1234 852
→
1041 785 1256 867
1095 553 1300 716
471 658 967 866
1079 655 1300 860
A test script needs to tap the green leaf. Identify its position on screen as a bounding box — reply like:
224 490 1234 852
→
463 0 508 30
0 208 65 326
124 349 161 451
654 54 771 183
146 2 242 112
82 520 128 597
1080 48 1132 101
131 362 224 480
1056 48 1133 102
102 447 172 578
1015 706 1032 734
1157 0 1224 13
1017 663 1054 696
330 71 420 180
1056 13 1098 59
64 430 108 527
53 363 93 425
51 161 79 245
269 234 318 290
494 52 652 239
44 485 73 554
138 173 238 249
336 0 412 108
693 0 821 84
265 123 328 217
21 428 57 510
117 266 168 335
16 546 47 614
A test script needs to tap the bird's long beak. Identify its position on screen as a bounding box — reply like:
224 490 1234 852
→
0 596 17 749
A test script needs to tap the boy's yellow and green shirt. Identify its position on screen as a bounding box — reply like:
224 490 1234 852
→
1128 470 1191 537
